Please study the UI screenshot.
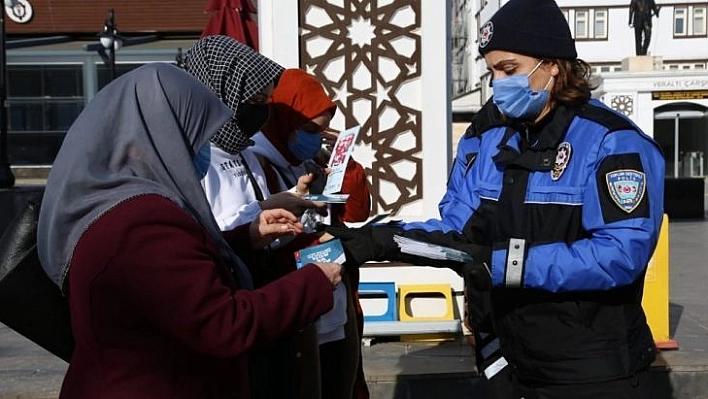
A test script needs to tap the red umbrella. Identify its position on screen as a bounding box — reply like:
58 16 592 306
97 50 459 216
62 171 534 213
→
201 0 259 50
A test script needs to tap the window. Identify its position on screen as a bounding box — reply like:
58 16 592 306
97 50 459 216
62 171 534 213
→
675 7 687 36
674 5 708 37
7 65 84 133
589 64 622 74
575 10 589 38
6 65 85 165
594 10 608 39
694 6 707 35
451 0 471 97
662 62 708 70
566 8 608 40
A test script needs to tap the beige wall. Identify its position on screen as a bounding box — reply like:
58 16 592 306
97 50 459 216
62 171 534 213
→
451 122 469 162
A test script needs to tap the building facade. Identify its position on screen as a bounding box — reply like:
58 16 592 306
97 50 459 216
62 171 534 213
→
7 1 708 175
4 0 208 165
452 0 708 177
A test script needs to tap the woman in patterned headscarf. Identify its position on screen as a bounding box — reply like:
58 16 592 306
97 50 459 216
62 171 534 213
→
37 63 342 398
185 35 327 232
184 35 282 154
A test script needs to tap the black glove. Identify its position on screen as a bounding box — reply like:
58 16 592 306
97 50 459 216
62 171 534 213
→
463 245 492 292
323 224 403 267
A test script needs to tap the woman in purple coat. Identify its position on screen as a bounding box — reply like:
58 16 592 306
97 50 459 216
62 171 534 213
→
37 63 342 398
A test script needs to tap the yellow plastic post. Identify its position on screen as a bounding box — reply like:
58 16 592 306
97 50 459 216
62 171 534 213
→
642 214 678 350
398 284 455 342
398 284 454 321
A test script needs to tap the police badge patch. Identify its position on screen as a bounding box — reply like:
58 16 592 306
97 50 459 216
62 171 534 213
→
551 142 571 181
606 169 646 213
479 21 494 48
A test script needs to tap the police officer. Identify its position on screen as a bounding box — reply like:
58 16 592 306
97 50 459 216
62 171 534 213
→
325 0 665 397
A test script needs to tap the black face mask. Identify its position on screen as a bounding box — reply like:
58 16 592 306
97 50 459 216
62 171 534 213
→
236 103 270 137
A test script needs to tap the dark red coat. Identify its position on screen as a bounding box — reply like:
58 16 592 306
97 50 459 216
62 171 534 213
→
61 194 333 398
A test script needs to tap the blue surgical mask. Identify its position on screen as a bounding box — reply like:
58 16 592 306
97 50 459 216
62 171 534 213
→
193 142 211 180
288 130 322 161
492 61 552 120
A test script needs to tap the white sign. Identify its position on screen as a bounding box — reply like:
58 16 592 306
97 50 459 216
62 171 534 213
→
652 78 708 90
5 0 33 24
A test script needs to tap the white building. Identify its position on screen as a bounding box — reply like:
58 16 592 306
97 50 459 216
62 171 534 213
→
453 0 708 178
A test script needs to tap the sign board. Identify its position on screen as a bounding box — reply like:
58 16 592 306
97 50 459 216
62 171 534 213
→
5 0 33 24
652 90 708 100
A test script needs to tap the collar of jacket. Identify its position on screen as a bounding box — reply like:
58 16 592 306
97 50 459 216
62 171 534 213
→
474 102 578 170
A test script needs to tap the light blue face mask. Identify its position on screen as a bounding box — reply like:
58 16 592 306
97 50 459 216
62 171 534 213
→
492 61 552 120
288 129 323 161
193 142 211 180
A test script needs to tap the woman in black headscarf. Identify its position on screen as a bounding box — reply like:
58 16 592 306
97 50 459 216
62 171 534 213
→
37 63 342 398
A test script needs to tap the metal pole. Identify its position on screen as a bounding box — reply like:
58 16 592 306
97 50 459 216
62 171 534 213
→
109 39 115 81
0 5 16 188
674 114 679 178
107 9 115 81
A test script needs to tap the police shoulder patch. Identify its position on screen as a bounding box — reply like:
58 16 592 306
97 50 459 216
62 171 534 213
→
605 169 646 213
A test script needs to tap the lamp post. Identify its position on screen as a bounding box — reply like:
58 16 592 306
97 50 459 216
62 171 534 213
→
85 12 154 82
0 0 16 188
98 9 122 82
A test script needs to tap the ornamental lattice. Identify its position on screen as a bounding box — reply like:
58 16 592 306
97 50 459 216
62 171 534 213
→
610 95 634 117
299 0 423 215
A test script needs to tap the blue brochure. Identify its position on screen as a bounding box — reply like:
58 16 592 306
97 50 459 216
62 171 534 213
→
302 193 350 203
295 239 346 269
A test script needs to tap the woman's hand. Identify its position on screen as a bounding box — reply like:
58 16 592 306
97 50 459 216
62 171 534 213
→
318 232 335 242
312 262 343 287
295 172 317 195
260 191 327 217
249 208 303 248
294 169 331 196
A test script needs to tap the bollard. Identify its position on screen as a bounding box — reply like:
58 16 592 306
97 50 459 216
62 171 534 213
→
642 214 678 350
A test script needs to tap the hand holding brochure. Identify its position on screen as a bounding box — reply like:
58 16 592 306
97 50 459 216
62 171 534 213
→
393 235 473 264
302 193 350 203
295 239 346 269
294 239 348 345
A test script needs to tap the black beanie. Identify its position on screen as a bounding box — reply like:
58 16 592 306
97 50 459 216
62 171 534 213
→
478 0 577 60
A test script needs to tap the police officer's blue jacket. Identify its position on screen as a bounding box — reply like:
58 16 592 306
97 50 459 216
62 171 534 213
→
384 99 665 384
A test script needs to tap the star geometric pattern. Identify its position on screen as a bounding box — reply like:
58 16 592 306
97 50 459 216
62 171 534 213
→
610 95 634 117
299 0 423 215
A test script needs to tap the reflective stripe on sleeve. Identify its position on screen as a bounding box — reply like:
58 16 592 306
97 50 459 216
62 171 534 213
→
504 238 526 287
483 356 509 379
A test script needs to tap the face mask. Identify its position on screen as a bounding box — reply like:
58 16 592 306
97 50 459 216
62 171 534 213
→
236 103 270 137
288 130 323 161
193 142 211 180
492 61 552 120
